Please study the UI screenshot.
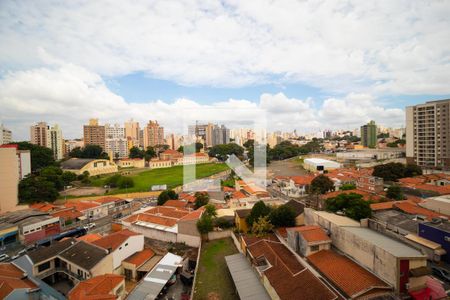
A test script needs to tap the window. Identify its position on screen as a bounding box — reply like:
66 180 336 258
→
310 245 319 252
125 243 128 247
38 261 51 272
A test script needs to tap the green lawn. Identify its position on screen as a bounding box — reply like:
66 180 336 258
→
91 163 229 194
194 238 239 300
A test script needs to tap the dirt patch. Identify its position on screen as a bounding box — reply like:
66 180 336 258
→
60 186 107 197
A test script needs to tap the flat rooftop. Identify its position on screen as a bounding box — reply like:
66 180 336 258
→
343 227 425 258
373 210 419 234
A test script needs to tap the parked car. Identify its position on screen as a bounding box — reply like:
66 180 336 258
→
0 254 9 262
431 266 450 282
84 223 96 230
11 254 19 260
17 249 27 256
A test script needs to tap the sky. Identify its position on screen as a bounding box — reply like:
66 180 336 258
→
0 0 449 139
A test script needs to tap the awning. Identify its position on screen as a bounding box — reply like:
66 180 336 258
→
434 248 447 256
0 230 18 240
409 266 431 277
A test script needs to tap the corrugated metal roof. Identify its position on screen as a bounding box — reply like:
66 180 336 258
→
225 253 271 300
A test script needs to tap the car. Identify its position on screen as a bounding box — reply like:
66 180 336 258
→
431 266 450 282
11 254 19 260
0 254 9 262
84 223 96 230
17 249 27 256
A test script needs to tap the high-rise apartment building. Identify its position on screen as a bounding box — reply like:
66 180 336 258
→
105 123 128 158
212 124 230 146
361 120 377 148
47 124 64 160
0 124 12 145
83 118 106 150
188 123 213 147
30 122 48 147
143 120 164 148
406 99 450 169
125 119 140 148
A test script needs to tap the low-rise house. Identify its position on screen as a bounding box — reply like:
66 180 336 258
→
117 158 145 169
93 197 131 218
122 206 203 247
284 200 305 225
65 201 107 221
61 158 118 176
234 209 251 233
0 263 40 299
287 225 331 256
357 175 384 194
0 209 61 245
308 250 392 299
122 248 157 282
68 274 126 300
91 229 144 272
243 236 340 300
162 199 189 209
26 239 113 288
277 175 314 197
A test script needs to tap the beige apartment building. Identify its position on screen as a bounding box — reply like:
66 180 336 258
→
125 119 140 148
0 123 12 145
83 118 106 150
406 99 450 169
30 121 48 147
143 120 164 148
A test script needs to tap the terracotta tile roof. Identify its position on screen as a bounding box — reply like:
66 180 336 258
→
231 190 247 199
246 238 338 300
68 274 124 300
222 186 235 192
124 248 155 267
0 263 38 299
323 189 383 202
124 213 178 227
51 208 83 220
399 177 427 185
178 193 197 203
94 197 125 204
288 226 331 243
145 206 190 219
308 250 391 298
290 175 315 186
413 184 450 195
77 233 102 243
393 202 448 220
29 203 58 212
162 200 188 208
179 207 204 221
91 229 140 251
370 201 405 211
276 227 288 239
65 201 100 211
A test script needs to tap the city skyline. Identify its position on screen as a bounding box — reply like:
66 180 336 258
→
1 1 450 139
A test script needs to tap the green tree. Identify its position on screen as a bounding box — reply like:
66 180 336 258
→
310 175 335 194
40 166 64 190
269 205 296 227
251 216 274 237
144 146 156 161
208 143 244 161
194 192 210 209
157 189 178 205
129 146 144 159
325 193 372 221
386 185 404 200
19 175 59 203
373 162 406 181
14 141 55 172
243 139 254 149
204 204 217 218
167 190 178 200
118 176 134 189
340 183 356 190
246 201 272 226
69 144 109 159
404 164 423 177
61 171 77 186
196 214 213 234
68 146 83 158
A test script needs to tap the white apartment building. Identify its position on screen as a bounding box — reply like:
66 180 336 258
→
47 124 64 160
0 124 12 145
105 123 129 158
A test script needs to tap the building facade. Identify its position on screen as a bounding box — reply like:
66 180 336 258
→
361 120 377 148
406 99 450 169
30 122 48 147
105 123 128 159
0 123 12 145
47 124 64 160
212 124 230 146
124 119 140 148
143 120 164 148
83 118 106 150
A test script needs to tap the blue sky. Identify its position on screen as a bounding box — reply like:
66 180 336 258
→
0 0 449 139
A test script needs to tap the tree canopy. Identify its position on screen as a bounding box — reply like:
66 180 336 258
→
325 193 372 221
373 163 422 181
194 192 210 209
208 143 244 161
310 175 335 194
386 185 404 200
129 146 144 159
251 216 274 237
157 189 178 205
269 205 296 227
14 141 55 172
69 145 109 159
246 201 272 226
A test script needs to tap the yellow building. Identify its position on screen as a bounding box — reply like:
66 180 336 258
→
61 158 118 176
117 158 145 169
234 209 251 233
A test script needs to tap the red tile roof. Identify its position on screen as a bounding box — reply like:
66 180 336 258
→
393 202 448 220
77 233 102 243
323 189 383 202
162 200 188 208
246 238 338 300
222 186 235 192
94 197 125 204
65 201 100 211
124 213 178 227
30 203 58 212
51 208 83 220
308 250 391 298
178 193 196 203
145 206 190 219
179 207 204 221
68 274 124 300
124 248 155 267
91 229 140 251
413 184 450 195
288 226 331 243
290 175 315 185
231 190 247 199
0 263 38 299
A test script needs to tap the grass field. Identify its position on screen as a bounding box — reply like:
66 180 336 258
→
193 238 239 300
90 163 229 194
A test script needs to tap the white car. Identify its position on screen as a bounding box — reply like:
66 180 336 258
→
84 223 96 230
0 254 9 262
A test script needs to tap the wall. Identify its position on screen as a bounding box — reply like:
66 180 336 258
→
177 233 201 247
207 230 231 240
419 223 450 264
126 224 177 243
91 253 114 277
0 148 19 213
112 235 144 270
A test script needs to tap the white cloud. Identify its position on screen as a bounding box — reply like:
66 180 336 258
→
0 65 405 140
0 0 449 95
